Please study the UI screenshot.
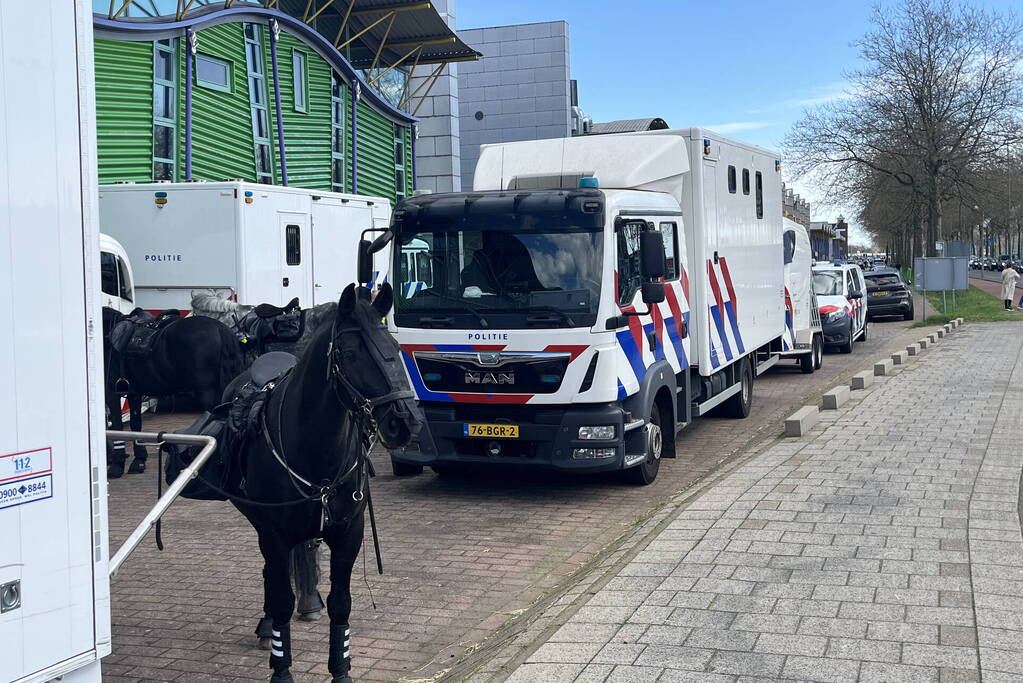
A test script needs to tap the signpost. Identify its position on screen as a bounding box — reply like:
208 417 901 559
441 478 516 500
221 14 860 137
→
914 256 969 316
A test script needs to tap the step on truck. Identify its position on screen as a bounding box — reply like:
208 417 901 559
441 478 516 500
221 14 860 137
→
381 129 785 484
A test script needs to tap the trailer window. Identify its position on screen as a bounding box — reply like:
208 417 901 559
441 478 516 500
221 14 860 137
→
117 257 133 302
727 166 736 194
100 252 118 297
755 171 763 219
659 222 680 281
285 224 301 265
783 230 796 265
742 169 750 195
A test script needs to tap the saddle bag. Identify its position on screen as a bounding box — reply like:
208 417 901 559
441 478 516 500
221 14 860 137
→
162 408 235 501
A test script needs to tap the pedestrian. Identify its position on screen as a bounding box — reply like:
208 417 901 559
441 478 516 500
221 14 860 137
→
1000 264 1020 311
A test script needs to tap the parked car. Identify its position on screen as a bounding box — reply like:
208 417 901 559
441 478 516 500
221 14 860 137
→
864 270 914 321
812 262 868 354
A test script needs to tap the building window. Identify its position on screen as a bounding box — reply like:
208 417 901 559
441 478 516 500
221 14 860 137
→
153 39 177 181
195 53 231 92
243 23 273 184
292 50 307 113
727 166 736 194
394 123 406 200
755 171 764 219
742 168 750 195
330 73 346 193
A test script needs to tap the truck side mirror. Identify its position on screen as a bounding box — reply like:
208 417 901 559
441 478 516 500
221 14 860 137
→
357 239 373 285
642 281 665 304
640 230 665 279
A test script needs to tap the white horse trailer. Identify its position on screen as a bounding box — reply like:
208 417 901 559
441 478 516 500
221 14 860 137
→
99 182 391 312
778 218 823 372
1 2 112 681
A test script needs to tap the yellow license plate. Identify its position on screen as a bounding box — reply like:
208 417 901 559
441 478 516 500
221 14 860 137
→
872 291 889 296
463 423 519 439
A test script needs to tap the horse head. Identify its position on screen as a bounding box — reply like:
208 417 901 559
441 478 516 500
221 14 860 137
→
329 283 423 449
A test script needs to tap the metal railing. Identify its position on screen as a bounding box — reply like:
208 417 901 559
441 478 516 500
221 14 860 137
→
105 430 217 576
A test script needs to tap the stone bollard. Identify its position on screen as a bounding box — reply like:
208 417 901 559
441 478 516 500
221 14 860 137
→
906 343 920 357
918 338 929 349
874 359 894 376
892 350 909 365
822 386 851 410
851 371 874 390
785 406 819 437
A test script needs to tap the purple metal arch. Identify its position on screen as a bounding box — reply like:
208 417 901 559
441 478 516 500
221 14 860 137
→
93 6 416 126
267 21 289 186
351 86 359 193
184 28 193 180
410 123 417 191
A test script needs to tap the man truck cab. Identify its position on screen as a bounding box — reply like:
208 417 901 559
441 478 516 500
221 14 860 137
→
99 233 135 314
812 262 868 354
382 129 786 485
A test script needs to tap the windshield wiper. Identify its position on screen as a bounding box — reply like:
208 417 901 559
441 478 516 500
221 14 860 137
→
414 290 491 328
518 306 574 327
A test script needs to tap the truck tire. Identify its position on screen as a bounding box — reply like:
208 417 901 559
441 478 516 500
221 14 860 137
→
800 335 822 374
857 321 868 342
391 457 423 477
813 334 824 369
622 408 663 486
722 359 753 418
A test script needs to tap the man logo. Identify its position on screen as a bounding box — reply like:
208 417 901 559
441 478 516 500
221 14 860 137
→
465 371 514 385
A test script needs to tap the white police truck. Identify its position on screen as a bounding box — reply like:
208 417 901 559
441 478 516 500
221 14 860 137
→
379 129 787 484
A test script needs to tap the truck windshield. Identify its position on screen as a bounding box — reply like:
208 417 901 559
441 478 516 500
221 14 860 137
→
812 271 843 296
393 228 603 329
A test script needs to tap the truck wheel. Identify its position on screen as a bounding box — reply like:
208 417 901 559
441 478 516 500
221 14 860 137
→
813 334 823 369
722 359 753 418
800 335 822 374
857 322 868 342
622 408 663 486
391 457 423 477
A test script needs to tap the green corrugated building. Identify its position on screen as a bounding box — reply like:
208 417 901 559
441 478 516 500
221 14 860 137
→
91 0 477 202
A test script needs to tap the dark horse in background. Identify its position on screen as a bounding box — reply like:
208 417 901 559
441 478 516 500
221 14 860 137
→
228 283 422 682
101 307 244 477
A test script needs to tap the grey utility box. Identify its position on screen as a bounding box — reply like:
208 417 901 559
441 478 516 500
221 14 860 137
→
914 257 969 291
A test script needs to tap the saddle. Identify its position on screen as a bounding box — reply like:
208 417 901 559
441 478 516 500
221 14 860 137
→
110 308 181 358
162 351 297 501
236 298 303 349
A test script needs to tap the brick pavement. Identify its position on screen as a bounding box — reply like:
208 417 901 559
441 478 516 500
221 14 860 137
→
499 321 1023 682
102 316 929 682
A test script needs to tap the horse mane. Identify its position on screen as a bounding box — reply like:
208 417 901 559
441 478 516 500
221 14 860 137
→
293 301 338 357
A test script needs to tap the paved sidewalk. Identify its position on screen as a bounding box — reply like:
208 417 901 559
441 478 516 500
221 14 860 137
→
504 322 1023 682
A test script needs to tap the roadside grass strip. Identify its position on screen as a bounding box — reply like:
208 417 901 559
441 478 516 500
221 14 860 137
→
912 285 1016 327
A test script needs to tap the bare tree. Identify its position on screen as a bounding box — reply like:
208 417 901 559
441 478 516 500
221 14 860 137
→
786 0 1023 255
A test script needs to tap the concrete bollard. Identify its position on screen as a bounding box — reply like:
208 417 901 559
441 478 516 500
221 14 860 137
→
906 343 920 357
822 386 851 410
785 406 819 437
918 338 929 349
928 333 939 343
874 359 894 376
944 323 952 334
892 350 909 365
851 371 874 390
936 329 945 339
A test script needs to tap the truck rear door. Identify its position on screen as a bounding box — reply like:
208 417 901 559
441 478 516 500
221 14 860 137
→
279 212 312 306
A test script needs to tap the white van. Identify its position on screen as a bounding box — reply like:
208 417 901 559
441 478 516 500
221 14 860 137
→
99 233 135 314
812 262 868 353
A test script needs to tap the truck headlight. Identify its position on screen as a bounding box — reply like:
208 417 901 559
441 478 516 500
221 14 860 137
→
578 425 616 440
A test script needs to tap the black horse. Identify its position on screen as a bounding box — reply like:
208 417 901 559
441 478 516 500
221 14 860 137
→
230 283 422 683
102 307 244 477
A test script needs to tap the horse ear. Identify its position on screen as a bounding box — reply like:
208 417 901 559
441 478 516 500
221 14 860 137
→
338 283 358 319
373 282 393 317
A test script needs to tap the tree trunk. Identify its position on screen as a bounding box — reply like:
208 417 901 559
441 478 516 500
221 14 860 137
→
926 179 941 257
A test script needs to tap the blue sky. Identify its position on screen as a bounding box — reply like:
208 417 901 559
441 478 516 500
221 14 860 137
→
458 0 1017 244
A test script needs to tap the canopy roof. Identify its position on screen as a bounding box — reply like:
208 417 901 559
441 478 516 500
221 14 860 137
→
94 0 480 68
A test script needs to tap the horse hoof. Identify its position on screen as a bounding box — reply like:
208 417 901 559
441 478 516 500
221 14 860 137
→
128 458 146 474
269 673 294 683
258 637 272 651
331 677 353 683
297 610 322 622
107 463 124 479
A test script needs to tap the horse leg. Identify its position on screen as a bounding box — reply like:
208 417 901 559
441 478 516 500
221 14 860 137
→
258 530 298 683
292 539 325 621
106 390 126 479
255 563 274 651
127 393 147 473
323 518 364 683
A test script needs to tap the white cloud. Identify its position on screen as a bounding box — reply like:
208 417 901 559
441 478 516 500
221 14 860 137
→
702 121 775 134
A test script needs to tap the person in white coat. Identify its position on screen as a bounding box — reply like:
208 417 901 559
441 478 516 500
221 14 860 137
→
1000 265 1020 311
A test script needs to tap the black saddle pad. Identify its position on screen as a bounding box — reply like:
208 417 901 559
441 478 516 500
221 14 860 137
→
163 408 235 501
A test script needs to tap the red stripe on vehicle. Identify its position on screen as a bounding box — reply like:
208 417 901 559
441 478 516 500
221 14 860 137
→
719 257 738 316
664 283 685 337
620 305 646 352
681 265 690 302
707 261 726 310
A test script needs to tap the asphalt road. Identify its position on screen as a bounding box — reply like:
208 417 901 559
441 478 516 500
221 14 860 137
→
102 311 932 682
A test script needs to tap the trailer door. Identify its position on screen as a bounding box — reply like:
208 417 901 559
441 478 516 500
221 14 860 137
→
310 202 373 304
279 212 313 306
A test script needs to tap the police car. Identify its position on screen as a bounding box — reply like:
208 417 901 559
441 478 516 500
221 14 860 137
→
811 261 868 354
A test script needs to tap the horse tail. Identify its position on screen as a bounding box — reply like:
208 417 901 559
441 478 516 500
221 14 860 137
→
218 325 245 394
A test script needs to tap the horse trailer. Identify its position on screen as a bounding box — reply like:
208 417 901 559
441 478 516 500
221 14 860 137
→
1 2 113 681
387 128 785 484
99 182 392 312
